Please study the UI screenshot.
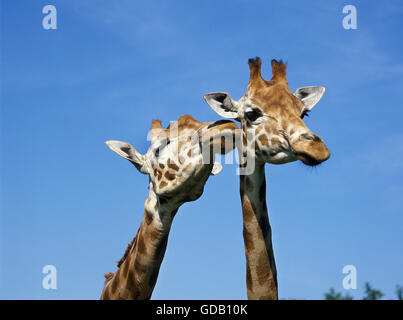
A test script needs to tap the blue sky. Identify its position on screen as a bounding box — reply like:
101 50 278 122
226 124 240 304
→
1 0 402 299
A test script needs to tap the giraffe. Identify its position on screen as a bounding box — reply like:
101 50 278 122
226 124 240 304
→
100 114 238 299
204 57 330 299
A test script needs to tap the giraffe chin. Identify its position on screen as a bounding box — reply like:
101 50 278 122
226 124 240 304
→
297 153 328 167
291 140 331 167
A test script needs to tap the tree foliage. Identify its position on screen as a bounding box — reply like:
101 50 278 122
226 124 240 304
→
362 282 384 300
324 282 402 300
396 285 403 300
324 288 353 300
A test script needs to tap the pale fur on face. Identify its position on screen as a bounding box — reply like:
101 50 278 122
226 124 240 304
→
106 115 238 204
204 58 330 167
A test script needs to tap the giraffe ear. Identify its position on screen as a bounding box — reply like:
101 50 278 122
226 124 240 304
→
294 86 326 114
203 92 239 120
105 140 148 174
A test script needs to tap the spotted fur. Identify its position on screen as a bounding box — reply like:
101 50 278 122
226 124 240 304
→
204 57 331 300
101 115 238 300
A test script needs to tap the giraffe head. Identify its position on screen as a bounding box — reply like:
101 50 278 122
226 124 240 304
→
204 57 330 167
106 115 238 206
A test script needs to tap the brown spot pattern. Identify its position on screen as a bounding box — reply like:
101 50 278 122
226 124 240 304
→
145 209 153 225
243 226 255 252
241 195 254 223
255 251 271 286
136 236 147 255
258 134 269 147
164 171 176 181
246 262 253 291
167 158 180 171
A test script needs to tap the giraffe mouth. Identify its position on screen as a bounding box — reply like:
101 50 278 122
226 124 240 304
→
287 131 330 166
200 120 239 155
296 152 327 167
206 119 235 129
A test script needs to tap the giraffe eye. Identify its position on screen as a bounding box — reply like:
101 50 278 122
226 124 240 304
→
245 109 262 122
155 139 170 157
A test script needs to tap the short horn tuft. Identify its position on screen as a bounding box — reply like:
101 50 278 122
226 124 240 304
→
150 119 166 143
248 57 262 78
270 59 287 82
248 56 265 88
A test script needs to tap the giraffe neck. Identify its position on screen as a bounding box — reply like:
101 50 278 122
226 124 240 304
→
101 182 178 300
239 152 278 299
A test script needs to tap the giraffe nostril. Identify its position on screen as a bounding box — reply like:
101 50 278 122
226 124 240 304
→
300 133 321 142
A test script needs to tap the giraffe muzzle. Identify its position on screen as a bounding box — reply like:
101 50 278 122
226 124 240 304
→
292 135 330 166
